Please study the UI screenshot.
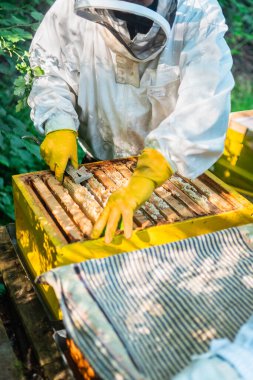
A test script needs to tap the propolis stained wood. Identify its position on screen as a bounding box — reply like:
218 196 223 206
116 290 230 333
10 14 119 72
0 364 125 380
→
12 157 253 319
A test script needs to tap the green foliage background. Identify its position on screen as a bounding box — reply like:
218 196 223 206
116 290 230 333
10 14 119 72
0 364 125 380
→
0 0 53 224
0 0 253 225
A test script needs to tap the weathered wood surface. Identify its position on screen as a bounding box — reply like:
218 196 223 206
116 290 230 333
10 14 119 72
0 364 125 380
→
43 174 93 238
0 317 24 380
31 176 83 242
0 226 73 380
63 177 102 224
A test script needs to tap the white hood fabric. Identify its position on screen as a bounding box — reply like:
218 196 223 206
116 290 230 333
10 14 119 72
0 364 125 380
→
28 0 234 178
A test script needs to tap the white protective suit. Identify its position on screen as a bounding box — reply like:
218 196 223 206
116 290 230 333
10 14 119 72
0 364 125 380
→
28 0 234 179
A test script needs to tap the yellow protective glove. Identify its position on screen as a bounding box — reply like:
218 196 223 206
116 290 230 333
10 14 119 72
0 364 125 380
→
91 148 173 243
40 130 78 182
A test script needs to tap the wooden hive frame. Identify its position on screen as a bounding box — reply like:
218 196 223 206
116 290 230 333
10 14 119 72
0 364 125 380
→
12 157 253 320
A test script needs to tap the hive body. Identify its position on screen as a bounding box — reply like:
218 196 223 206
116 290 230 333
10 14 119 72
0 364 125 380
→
213 110 253 196
13 158 253 319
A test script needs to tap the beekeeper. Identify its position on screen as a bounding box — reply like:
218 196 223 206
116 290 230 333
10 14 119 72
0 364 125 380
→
28 0 234 243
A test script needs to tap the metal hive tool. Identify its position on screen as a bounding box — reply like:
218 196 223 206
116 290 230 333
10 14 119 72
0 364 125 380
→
65 163 93 184
12 157 253 319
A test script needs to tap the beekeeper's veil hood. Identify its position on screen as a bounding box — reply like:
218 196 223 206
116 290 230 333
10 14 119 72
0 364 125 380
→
75 0 177 61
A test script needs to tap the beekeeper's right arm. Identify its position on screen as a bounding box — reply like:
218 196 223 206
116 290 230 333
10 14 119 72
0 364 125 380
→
28 0 80 181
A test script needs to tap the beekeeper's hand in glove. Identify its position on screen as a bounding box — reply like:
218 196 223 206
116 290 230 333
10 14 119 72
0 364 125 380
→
40 130 78 182
91 148 173 243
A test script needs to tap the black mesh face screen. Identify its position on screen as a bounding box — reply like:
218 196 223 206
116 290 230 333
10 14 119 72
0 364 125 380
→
75 0 177 60
114 0 158 39
114 11 153 38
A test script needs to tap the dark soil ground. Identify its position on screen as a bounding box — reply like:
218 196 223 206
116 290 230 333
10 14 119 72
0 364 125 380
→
0 290 45 379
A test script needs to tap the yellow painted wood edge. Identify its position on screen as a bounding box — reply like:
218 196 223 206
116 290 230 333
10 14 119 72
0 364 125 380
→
13 178 64 319
231 187 253 198
12 174 67 249
36 285 62 321
205 170 253 206
213 158 253 183
57 204 253 266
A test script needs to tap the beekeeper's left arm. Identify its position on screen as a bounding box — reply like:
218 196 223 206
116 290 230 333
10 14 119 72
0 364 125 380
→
92 1 234 243
145 3 234 179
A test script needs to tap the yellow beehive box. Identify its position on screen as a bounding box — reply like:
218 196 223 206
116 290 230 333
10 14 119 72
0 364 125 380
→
13 158 253 320
213 110 253 196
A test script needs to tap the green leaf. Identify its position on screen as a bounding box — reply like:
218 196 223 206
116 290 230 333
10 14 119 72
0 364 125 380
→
0 106 6 117
14 76 26 97
0 192 14 220
31 11 44 21
0 131 4 147
10 135 25 150
0 154 10 167
10 15 28 24
16 99 26 113
6 115 26 130
0 63 11 75
21 139 43 161
19 149 33 162
0 192 11 206
33 66 44 77
12 28 33 40
0 3 17 10
0 29 33 43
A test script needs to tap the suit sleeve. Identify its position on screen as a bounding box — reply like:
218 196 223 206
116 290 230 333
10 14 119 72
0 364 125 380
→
28 0 82 135
145 1 234 179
